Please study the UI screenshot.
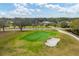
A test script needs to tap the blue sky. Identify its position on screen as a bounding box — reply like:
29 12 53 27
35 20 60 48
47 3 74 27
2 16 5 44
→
0 3 79 18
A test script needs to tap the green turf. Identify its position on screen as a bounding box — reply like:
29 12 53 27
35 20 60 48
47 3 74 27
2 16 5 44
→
22 31 58 41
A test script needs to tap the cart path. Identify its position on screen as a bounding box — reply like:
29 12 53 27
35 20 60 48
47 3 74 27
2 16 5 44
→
51 27 79 41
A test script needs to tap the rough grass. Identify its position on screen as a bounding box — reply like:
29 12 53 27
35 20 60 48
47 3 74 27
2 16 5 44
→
0 30 79 56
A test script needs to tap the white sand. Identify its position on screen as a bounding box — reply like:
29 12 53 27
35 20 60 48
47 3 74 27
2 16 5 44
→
45 38 60 47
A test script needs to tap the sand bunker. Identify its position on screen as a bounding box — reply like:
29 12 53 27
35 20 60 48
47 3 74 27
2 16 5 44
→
45 38 60 47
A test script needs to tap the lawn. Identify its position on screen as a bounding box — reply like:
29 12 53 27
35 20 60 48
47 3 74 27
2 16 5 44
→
0 30 79 56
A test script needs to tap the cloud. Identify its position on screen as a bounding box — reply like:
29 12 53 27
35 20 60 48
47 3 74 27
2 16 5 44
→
69 4 79 13
42 3 79 14
13 3 79 17
0 12 6 18
0 3 41 18
13 3 32 17
45 4 65 12
0 3 79 18
0 11 14 18
29 9 41 12
12 3 41 18
14 3 28 8
0 3 32 18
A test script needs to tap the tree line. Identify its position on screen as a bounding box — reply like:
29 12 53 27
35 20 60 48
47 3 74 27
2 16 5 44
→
0 17 79 35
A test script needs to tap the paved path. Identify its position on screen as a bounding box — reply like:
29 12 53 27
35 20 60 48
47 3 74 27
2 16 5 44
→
0 28 52 31
51 27 79 41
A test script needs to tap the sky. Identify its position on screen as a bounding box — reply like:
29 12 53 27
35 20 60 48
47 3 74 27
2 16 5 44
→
0 3 79 18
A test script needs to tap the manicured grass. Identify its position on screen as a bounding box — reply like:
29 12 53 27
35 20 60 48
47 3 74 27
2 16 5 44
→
0 30 79 56
22 31 58 41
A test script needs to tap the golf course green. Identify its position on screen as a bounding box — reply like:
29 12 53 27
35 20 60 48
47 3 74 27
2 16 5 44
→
22 31 58 41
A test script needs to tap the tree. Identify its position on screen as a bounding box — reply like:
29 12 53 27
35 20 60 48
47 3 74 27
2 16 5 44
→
13 18 29 31
58 21 70 28
70 19 79 29
70 19 79 35
0 19 8 31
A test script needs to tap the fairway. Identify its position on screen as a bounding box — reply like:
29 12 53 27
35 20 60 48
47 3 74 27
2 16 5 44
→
22 31 58 41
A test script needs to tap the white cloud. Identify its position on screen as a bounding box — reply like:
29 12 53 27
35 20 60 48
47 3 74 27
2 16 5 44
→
35 9 41 12
0 12 6 18
13 3 32 17
43 3 79 14
0 3 32 18
29 9 41 12
0 11 14 18
14 3 28 8
0 3 79 18
69 4 79 13
45 4 65 12
0 3 42 18
11 3 41 18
